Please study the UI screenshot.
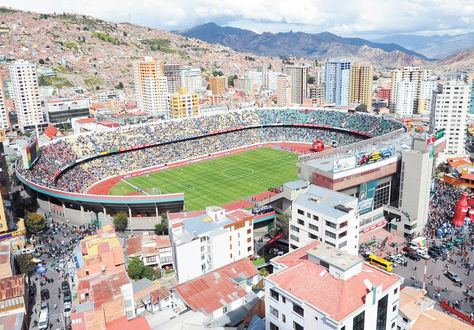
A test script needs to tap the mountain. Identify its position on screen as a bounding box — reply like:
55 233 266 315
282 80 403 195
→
374 33 474 59
434 48 474 75
179 22 430 67
0 8 284 90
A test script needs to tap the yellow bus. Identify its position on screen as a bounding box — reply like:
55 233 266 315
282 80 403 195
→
368 254 393 272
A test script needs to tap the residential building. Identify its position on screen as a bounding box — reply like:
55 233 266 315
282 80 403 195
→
133 57 168 116
418 80 438 114
208 76 227 95
234 78 253 93
276 74 292 107
125 233 173 269
0 73 9 130
468 72 474 115
8 60 43 129
308 85 325 104
378 88 391 101
0 243 13 279
398 286 471 330
168 88 200 119
173 258 259 327
245 71 263 90
163 64 183 94
0 274 28 330
181 66 204 94
132 278 171 315
394 80 416 116
284 65 308 105
430 80 471 155
390 67 431 114
325 60 351 106
349 63 373 110
289 185 359 255
0 131 10 200
265 242 403 330
45 98 90 124
258 65 269 89
168 206 254 283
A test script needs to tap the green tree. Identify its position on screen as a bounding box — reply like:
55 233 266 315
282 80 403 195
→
307 76 315 84
25 212 46 234
141 265 159 280
154 215 168 235
17 253 35 274
113 212 128 231
212 70 223 77
228 74 238 87
115 82 124 89
127 257 158 280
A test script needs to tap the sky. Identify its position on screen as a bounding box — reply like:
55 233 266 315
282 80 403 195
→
4 0 474 39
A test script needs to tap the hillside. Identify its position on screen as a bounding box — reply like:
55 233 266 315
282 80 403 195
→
433 48 474 75
179 22 429 68
0 8 284 91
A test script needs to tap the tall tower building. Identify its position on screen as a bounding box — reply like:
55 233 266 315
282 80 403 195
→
208 76 227 95
284 65 308 105
468 72 474 115
349 63 373 109
258 65 269 89
182 67 203 94
134 57 169 116
276 74 292 107
390 67 431 114
168 87 200 119
324 60 351 106
8 60 43 129
418 80 438 114
163 64 183 94
430 80 471 155
0 72 9 130
394 80 416 116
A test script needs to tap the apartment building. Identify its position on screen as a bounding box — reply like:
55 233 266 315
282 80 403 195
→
276 74 292 107
284 65 308 105
133 57 168 115
418 80 438 114
0 73 9 130
289 185 359 255
325 60 351 106
390 67 431 114
125 233 173 269
430 80 471 155
8 60 43 129
349 63 373 110
265 242 403 330
394 80 416 116
208 76 227 95
168 206 254 283
168 88 200 119
182 66 204 93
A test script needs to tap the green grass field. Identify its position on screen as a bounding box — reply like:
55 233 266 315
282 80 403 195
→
108 148 298 210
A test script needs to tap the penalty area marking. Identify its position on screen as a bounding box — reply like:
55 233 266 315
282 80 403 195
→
121 178 149 195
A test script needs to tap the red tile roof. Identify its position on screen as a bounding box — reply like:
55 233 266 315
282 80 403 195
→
43 124 59 140
269 243 401 321
125 235 171 257
0 274 25 301
106 316 151 330
76 118 97 124
174 258 258 314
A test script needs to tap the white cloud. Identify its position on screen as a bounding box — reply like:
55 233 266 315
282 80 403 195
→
3 0 474 37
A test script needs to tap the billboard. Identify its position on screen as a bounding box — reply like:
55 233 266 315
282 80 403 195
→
356 146 393 167
21 138 40 169
333 156 356 173
358 179 378 214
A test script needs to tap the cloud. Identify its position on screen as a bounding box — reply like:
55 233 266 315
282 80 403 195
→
3 0 474 37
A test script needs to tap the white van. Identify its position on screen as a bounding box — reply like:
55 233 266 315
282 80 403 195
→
38 309 49 330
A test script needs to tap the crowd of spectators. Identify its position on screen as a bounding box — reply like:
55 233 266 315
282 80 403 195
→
18 108 403 193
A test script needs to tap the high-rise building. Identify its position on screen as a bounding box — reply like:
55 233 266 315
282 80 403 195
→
208 76 227 95
468 73 474 115
0 73 9 130
258 65 269 89
324 60 351 106
390 67 431 114
168 87 200 119
0 131 10 200
430 80 471 155
163 64 183 94
394 80 416 116
284 65 308 105
234 78 253 93
133 57 169 116
8 60 43 129
276 74 292 107
349 63 373 109
418 80 438 114
181 67 203 94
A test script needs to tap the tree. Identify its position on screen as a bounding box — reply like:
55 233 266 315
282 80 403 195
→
113 212 128 231
115 82 124 89
228 74 238 87
307 76 315 84
38 59 45 65
25 212 46 234
17 253 35 274
127 257 158 280
154 215 168 235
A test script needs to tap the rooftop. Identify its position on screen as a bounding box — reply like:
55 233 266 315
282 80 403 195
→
283 179 309 191
106 316 151 330
269 243 401 321
0 275 24 301
125 234 171 257
307 243 362 271
294 185 356 219
174 258 258 315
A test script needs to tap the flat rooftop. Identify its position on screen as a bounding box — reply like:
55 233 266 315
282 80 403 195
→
308 243 362 271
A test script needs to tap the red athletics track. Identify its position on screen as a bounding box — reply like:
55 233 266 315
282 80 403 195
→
86 142 319 200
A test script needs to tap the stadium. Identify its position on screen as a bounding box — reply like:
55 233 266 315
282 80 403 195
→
16 107 405 228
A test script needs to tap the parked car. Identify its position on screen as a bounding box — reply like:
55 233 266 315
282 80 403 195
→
40 289 50 301
445 271 462 285
61 280 70 293
405 251 421 261
63 301 71 318
40 301 49 311
63 291 71 303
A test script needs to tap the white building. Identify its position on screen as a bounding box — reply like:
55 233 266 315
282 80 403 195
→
394 80 416 116
168 206 254 283
265 242 403 330
430 80 471 155
289 185 359 255
45 97 90 124
418 80 438 114
276 74 292 107
8 60 43 129
390 67 431 114
245 71 263 91
324 60 351 106
284 66 308 105
0 74 9 130
181 66 204 93
133 56 169 116
125 233 173 269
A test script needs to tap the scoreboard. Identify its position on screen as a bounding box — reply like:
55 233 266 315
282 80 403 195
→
21 138 40 169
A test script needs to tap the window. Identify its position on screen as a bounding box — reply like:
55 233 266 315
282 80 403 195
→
293 304 304 317
309 223 318 231
309 233 318 239
270 306 279 318
394 288 398 294
270 323 279 330
312 215 319 221
293 321 303 330
247 229 251 234
297 219 305 226
338 241 347 248
340 221 348 228
392 305 397 312
247 246 252 252
353 311 365 330
325 230 336 239
223 306 228 313
391 322 395 329
270 289 279 301
282 296 286 303
376 295 388 330
325 221 337 229
339 231 347 238
297 209 304 215
290 225 300 232
402 317 408 323
282 314 286 323
290 234 299 242
341 327 345 330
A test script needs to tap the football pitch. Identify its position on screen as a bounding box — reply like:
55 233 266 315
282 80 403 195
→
108 148 298 210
